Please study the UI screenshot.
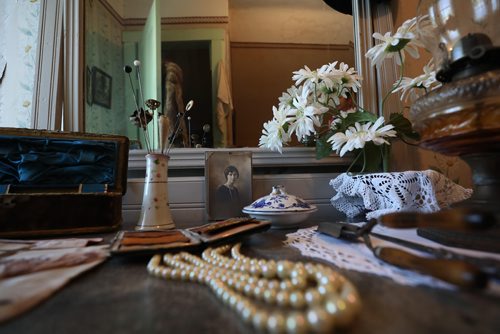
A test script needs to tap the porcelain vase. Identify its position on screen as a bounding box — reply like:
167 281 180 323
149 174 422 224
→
136 153 175 230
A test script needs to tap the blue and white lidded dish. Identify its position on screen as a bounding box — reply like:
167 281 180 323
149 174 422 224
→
243 185 316 213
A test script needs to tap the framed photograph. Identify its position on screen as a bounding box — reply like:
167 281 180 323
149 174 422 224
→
86 66 93 105
205 151 252 221
91 66 112 108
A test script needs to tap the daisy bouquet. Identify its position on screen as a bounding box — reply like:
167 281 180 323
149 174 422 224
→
259 16 440 173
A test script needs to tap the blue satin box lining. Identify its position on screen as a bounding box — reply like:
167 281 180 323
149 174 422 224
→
0 136 118 188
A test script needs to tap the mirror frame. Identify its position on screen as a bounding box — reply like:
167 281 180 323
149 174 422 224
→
32 0 398 168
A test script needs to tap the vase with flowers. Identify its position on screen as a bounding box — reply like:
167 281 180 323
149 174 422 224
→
125 60 194 230
258 16 440 174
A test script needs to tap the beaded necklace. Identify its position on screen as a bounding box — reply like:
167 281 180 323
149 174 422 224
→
147 243 361 333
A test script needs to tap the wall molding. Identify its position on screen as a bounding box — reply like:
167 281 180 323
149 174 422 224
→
97 0 123 25
98 0 228 27
125 16 229 27
230 41 354 51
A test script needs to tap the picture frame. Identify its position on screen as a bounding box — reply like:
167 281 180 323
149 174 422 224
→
205 151 252 221
91 66 112 108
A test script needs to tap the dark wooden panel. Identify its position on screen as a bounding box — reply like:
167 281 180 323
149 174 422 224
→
231 42 354 147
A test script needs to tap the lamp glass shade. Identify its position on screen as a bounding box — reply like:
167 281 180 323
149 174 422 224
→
417 0 500 81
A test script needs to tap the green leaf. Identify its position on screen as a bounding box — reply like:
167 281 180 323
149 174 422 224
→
338 111 378 131
386 38 410 52
389 113 411 131
315 135 333 160
389 113 420 141
345 144 384 174
400 131 421 142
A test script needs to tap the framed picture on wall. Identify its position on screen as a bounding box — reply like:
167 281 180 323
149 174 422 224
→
205 151 252 221
91 66 112 108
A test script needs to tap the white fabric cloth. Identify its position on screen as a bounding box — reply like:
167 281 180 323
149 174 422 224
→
285 226 453 289
330 170 472 220
286 226 500 291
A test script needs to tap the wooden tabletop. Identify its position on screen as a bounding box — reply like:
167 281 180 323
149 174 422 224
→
1 225 499 334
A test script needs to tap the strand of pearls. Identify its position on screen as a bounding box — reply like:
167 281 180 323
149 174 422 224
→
147 243 361 334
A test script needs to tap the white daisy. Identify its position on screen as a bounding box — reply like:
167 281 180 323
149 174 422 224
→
272 103 291 126
327 117 396 156
316 82 340 107
368 117 397 145
329 117 343 130
288 87 328 140
414 15 434 47
327 122 369 157
394 17 418 41
336 62 362 94
258 119 289 153
316 61 340 90
292 65 320 89
327 131 349 155
365 16 422 67
278 85 300 107
340 107 357 119
393 61 441 102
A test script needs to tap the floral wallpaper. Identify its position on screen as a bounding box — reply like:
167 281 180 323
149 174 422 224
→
85 0 126 136
0 0 40 128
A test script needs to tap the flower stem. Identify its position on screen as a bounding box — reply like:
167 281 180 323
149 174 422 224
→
361 149 367 173
381 144 390 172
380 51 405 114
347 149 364 174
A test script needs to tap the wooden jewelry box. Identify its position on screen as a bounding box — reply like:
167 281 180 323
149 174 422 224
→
0 128 129 237
111 218 272 255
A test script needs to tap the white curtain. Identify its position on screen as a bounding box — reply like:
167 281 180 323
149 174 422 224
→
0 0 40 128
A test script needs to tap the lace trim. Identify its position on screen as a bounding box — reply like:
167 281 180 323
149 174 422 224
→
285 226 452 289
330 170 472 219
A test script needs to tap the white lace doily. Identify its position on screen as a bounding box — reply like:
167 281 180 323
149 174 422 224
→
330 170 472 219
285 226 453 289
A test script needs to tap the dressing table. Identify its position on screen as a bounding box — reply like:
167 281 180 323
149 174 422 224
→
1 219 499 334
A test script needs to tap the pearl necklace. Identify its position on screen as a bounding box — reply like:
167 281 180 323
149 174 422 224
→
147 243 361 333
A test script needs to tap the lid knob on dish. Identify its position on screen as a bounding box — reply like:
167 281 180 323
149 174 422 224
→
271 185 286 196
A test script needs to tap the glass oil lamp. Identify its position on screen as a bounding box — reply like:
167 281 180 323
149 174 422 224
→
411 0 500 216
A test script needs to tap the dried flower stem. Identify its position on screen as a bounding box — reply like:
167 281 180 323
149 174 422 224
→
165 114 185 156
165 100 194 156
126 73 151 153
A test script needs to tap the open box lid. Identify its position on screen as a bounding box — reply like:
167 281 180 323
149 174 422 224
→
0 127 129 195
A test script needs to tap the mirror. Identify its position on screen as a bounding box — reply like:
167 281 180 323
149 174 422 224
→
84 0 355 149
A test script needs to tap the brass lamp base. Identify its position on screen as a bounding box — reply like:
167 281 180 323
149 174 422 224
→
411 69 500 218
408 69 500 251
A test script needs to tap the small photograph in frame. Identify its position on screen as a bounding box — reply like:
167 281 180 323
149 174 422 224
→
206 151 252 221
91 66 112 108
